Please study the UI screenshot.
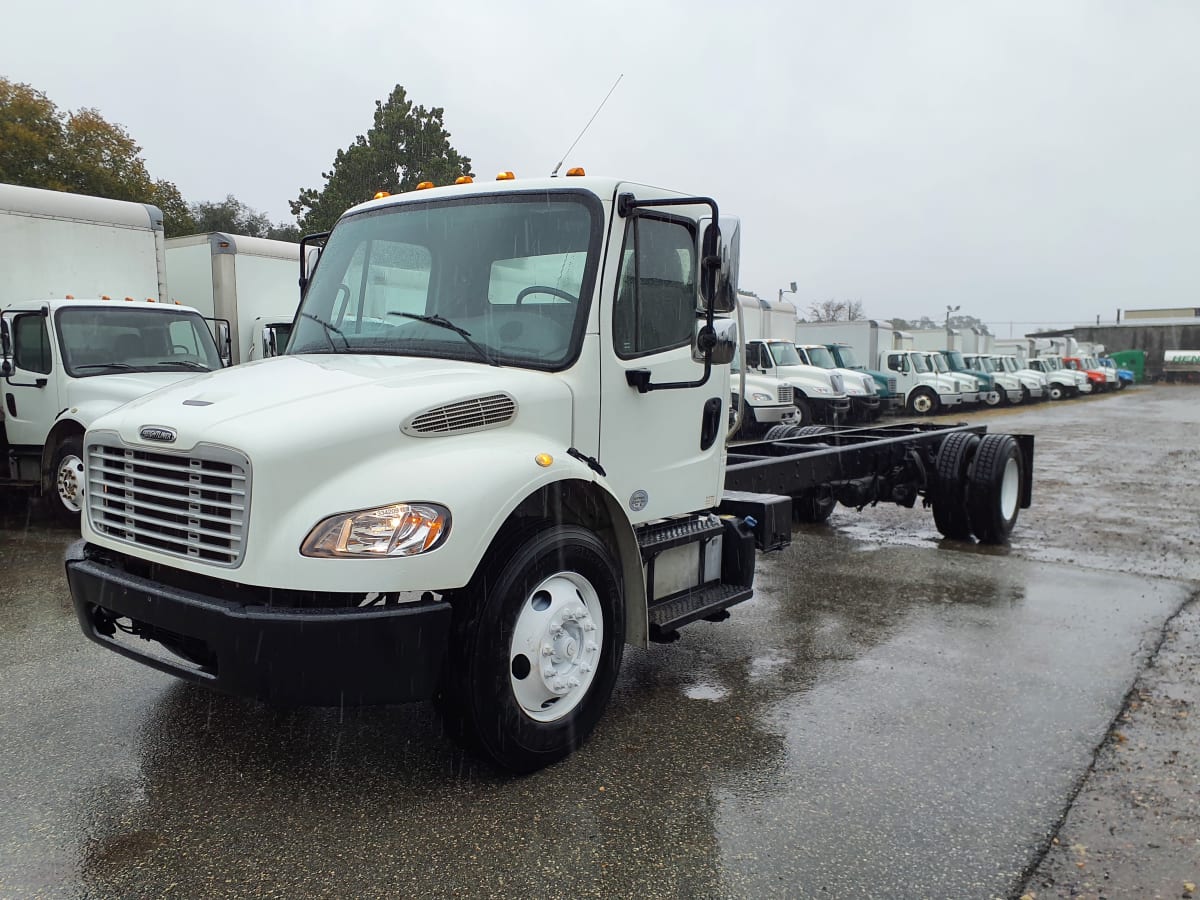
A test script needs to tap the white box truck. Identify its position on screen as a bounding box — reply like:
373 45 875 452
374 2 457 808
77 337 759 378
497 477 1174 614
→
1 183 225 523
66 174 1035 772
166 233 302 365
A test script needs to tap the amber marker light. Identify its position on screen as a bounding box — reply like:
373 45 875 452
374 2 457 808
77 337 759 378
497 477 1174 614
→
101 295 111 300
124 296 134 301
566 167 586 177
496 171 516 180
535 453 554 468
65 294 75 299
455 176 474 184
416 181 435 190
374 191 391 199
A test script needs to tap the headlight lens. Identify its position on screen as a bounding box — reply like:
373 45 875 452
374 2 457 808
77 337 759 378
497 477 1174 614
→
301 503 451 558
750 392 772 402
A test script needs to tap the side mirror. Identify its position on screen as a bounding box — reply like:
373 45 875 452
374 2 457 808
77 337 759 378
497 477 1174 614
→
698 217 740 314
299 232 329 295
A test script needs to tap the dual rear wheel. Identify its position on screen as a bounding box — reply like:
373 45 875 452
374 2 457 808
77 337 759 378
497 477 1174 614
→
931 433 1024 543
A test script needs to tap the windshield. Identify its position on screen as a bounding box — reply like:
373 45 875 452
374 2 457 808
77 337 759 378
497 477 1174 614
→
909 352 930 374
1001 357 1019 372
768 342 804 366
56 307 222 377
803 346 837 368
946 351 966 370
834 345 861 368
289 193 601 370
929 354 948 373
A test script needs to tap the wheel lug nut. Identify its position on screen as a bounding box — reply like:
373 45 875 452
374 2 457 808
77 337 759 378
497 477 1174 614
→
541 644 553 656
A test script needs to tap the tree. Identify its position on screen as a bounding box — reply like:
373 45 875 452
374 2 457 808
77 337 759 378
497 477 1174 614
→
0 77 196 235
805 299 865 322
291 85 473 233
189 194 302 242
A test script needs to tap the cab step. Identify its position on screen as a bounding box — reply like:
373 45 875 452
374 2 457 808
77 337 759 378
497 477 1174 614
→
648 582 753 643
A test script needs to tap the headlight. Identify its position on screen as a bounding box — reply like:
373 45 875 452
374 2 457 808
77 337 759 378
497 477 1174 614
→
301 502 451 558
750 392 772 402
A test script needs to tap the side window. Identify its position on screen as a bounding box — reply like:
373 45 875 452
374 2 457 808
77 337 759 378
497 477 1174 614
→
887 353 905 373
14 314 52 374
613 216 696 358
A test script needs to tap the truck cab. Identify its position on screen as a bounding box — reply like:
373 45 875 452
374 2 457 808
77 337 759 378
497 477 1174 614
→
993 354 1048 401
881 348 963 415
923 351 981 405
939 350 1001 406
1 298 223 523
824 341 900 412
794 343 880 422
729 336 800 436
1063 356 1109 391
963 354 1025 404
744 338 850 425
1025 356 1083 400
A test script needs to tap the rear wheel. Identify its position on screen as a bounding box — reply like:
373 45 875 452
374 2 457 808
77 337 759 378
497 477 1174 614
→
48 434 85 528
967 434 1024 544
931 431 981 540
437 524 624 773
764 424 798 441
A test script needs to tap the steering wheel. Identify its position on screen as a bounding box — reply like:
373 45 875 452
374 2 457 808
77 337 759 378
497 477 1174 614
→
515 285 578 305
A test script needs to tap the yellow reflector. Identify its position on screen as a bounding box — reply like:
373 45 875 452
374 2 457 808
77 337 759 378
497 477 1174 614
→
496 171 516 181
101 295 111 301
455 176 474 184
147 298 155 302
566 167 586 177
124 296 134 302
535 453 553 468
65 294 74 299
374 190 391 199
416 181 434 190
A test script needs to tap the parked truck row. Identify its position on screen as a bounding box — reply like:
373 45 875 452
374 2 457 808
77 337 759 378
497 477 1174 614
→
27 172 1036 772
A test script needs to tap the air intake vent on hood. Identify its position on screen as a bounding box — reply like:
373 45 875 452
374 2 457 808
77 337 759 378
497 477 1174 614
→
403 393 517 437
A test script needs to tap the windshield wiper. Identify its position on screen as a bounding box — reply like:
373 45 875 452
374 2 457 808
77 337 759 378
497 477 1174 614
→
299 312 350 352
390 312 499 367
73 363 138 372
151 360 211 371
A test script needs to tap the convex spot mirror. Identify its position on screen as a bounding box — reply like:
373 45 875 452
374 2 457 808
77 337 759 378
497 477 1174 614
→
693 318 736 366
698 217 740 314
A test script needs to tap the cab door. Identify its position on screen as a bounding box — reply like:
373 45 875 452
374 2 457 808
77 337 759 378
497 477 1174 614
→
597 206 725 523
2 310 62 448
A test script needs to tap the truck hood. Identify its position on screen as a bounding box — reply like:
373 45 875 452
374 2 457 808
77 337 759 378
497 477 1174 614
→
64 371 207 416
92 354 574 452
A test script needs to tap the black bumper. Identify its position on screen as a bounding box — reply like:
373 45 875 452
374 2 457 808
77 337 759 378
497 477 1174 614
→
815 397 853 424
66 541 451 706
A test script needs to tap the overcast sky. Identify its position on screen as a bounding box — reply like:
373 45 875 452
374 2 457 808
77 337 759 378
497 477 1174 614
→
4 1 1198 333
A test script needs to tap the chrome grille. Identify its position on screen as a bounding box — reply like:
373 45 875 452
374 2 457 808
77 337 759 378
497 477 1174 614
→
777 384 793 404
888 376 898 394
86 439 250 567
829 373 845 393
404 393 517 437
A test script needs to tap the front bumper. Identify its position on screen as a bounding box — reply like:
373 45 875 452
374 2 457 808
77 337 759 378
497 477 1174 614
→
960 390 980 404
66 541 451 706
938 391 965 407
814 396 853 423
1026 385 1046 399
849 395 882 420
752 403 801 425
1005 388 1024 403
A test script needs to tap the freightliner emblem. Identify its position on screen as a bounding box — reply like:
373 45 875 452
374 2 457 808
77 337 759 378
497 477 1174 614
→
139 426 177 443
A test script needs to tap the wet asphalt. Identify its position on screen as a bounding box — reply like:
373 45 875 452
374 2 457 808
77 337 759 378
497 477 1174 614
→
1 386 1197 898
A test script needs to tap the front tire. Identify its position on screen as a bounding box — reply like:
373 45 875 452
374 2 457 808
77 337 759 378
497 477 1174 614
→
48 434 85 528
908 387 939 416
1048 383 1064 401
792 396 813 426
438 524 625 773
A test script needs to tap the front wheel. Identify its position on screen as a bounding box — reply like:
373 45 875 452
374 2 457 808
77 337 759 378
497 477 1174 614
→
438 524 624 773
1048 383 1065 401
48 434 85 528
907 388 939 416
792 396 813 426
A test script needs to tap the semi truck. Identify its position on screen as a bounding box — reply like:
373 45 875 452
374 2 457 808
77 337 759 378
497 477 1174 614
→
65 173 1034 772
1 183 225 523
165 233 303 365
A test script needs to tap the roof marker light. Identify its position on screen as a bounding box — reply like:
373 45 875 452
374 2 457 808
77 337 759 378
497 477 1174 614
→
496 171 516 181
101 295 111 301
455 176 474 184
374 191 391 199
124 296 134 302
65 294 75 299
416 181 435 190
566 167 586 177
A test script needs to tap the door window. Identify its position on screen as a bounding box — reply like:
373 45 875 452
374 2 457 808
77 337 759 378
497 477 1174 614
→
13 314 52 374
613 217 696 358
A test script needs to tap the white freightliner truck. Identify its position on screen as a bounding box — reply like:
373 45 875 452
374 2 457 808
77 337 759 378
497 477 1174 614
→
65 174 1035 772
793 343 881 422
1 183 225 523
165 232 303 365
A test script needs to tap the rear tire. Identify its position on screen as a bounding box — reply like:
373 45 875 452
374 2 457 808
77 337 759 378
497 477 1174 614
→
967 434 1023 544
764 424 798 441
437 524 624 773
931 431 981 540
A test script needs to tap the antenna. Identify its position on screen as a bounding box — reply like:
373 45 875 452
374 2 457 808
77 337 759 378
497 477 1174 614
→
550 74 623 177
